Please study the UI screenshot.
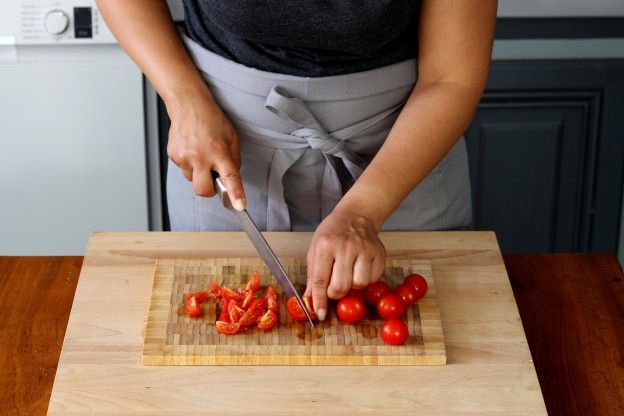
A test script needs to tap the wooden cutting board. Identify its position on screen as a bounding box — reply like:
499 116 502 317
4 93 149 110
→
143 257 445 365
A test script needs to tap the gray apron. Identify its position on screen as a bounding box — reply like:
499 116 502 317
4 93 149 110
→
167 34 472 232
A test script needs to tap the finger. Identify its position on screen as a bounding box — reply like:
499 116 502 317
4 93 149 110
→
304 243 316 298
192 166 216 197
327 253 354 300
181 165 193 182
309 250 333 321
352 255 373 289
214 159 246 211
370 244 386 283
230 132 242 170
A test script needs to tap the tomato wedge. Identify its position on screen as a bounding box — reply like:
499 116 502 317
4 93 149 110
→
246 271 261 292
265 286 279 314
286 296 316 321
183 295 202 317
257 310 278 330
239 298 268 327
218 297 230 323
228 299 245 323
241 289 254 309
219 286 241 302
209 281 221 298
215 321 241 335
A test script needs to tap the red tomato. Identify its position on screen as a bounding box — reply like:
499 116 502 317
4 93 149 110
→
183 296 202 317
239 298 267 327
219 286 241 302
184 291 210 303
241 289 254 309
365 281 391 306
404 274 428 301
215 321 241 335
346 288 366 300
376 292 406 319
302 296 317 320
286 296 317 321
227 299 245 323
265 286 280 314
218 297 230 322
257 310 278 330
336 296 366 323
209 281 221 298
246 271 261 292
395 283 418 307
381 319 409 345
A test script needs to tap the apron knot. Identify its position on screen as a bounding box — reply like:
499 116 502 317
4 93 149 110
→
292 127 346 156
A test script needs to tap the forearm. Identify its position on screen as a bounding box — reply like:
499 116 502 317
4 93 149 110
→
335 80 482 230
96 0 213 109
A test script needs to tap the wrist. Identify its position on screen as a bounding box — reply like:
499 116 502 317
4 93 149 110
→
161 77 216 117
333 196 387 233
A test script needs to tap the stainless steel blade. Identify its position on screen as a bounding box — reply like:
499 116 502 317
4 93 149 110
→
214 176 314 326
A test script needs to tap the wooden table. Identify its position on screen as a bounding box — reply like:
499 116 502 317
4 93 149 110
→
1 232 622 415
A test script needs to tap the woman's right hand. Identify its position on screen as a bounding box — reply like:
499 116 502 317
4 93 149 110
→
165 88 246 210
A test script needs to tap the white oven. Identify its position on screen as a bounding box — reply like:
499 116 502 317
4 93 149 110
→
0 1 155 254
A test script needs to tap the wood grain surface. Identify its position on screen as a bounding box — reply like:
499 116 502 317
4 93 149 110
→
46 231 547 415
504 253 624 416
0 257 82 416
143 258 445 365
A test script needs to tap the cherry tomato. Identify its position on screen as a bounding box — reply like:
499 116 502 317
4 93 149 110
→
376 292 406 319
395 283 418 307
302 296 317 320
257 309 278 330
365 281 390 306
184 291 210 303
218 297 230 322
381 319 409 345
404 273 428 301
239 298 267 327
336 296 366 323
265 286 280 314
227 299 245 323
209 281 221 298
183 295 202 317
215 321 241 335
219 286 242 302
246 271 261 292
346 288 366 300
241 289 254 309
286 296 316 321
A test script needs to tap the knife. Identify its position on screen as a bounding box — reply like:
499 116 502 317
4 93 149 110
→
212 172 315 326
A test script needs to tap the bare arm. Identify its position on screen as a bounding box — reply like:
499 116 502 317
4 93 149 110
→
96 0 246 209
337 0 497 227
306 0 497 319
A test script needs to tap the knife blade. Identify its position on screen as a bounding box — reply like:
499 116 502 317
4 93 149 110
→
212 172 314 326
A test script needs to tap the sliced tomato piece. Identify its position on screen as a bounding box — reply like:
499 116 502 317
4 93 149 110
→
302 296 317 320
239 298 267 327
257 309 278 330
241 289 255 309
265 286 280 314
184 290 210 303
228 299 245 323
183 296 202 317
218 297 230 323
246 271 261 292
215 321 241 335
219 286 241 302
209 281 221 298
287 296 312 321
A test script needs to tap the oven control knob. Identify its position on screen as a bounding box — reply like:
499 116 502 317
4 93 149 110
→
44 10 70 35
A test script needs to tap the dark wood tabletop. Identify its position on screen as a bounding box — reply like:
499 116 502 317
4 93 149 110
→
1 253 623 415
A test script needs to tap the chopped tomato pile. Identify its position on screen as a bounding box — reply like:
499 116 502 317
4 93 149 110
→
182 271 280 335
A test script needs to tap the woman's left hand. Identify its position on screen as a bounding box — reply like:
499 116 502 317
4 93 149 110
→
304 209 386 320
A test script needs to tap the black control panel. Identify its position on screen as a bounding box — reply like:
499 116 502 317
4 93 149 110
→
73 7 92 38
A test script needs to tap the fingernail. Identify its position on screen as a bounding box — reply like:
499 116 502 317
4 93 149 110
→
233 198 246 211
317 308 326 321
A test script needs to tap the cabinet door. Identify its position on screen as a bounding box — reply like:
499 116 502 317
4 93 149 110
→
464 59 624 254
465 94 597 253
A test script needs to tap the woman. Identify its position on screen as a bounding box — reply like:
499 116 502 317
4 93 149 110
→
97 1 497 321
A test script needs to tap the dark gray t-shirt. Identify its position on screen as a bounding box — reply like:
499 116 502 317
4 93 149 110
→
182 0 420 77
